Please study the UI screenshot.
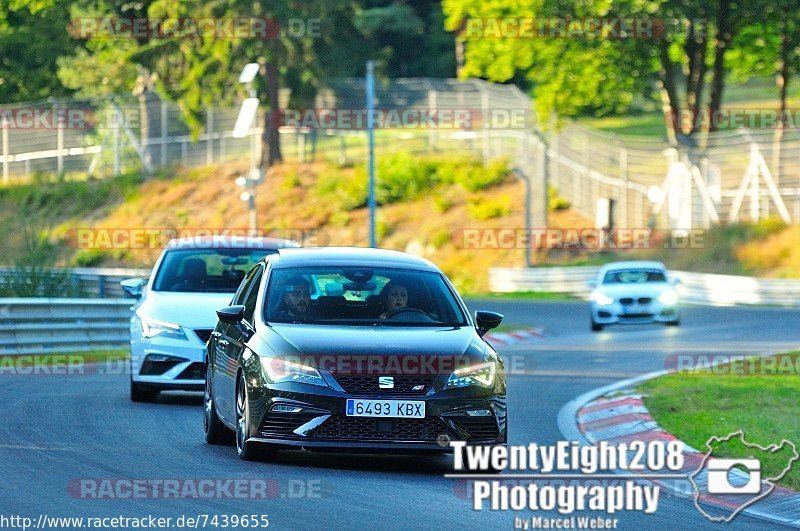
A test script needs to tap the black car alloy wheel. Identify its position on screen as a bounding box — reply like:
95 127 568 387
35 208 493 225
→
236 371 277 461
204 364 232 445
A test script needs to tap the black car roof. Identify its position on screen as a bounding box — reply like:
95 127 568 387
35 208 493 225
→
266 247 438 271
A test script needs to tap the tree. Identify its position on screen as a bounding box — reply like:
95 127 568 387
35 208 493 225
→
0 0 75 103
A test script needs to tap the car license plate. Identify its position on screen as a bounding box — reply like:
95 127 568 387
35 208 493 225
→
346 399 424 418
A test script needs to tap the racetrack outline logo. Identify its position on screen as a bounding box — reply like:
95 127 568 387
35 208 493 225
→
689 430 798 522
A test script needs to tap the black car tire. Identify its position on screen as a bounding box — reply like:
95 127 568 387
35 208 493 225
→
236 372 278 461
666 319 680 327
204 364 234 445
590 320 603 332
130 378 159 402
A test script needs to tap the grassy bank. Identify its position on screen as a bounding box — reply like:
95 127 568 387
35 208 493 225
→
639 353 800 490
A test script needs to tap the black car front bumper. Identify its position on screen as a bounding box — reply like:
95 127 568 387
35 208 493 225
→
242 365 507 453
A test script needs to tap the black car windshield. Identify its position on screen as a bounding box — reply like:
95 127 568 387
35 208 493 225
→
152 248 276 292
265 267 468 326
602 269 667 284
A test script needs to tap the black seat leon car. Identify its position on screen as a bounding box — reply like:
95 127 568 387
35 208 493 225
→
203 247 506 461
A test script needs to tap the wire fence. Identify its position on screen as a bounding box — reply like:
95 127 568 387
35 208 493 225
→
3 79 800 230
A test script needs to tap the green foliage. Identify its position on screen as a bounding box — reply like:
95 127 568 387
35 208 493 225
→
429 229 452 248
376 219 392 241
433 193 454 213
280 170 302 191
456 157 510 192
314 169 368 211
467 195 511 220
548 185 571 211
72 248 107 267
314 153 510 210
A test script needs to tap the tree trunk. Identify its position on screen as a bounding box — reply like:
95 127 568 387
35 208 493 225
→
261 42 283 168
684 20 708 136
658 39 681 143
708 0 732 133
772 19 790 186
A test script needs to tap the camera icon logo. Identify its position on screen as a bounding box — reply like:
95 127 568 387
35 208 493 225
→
706 458 761 494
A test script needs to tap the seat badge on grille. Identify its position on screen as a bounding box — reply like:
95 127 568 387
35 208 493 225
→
378 376 394 389
412 384 425 391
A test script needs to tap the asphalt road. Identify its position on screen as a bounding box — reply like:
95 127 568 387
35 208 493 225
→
1 301 798 529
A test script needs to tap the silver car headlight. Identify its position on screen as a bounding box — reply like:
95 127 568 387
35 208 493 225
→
260 357 327 387
142 319 187 340
445 362 496 389
658 290 678 305
591 291 614 306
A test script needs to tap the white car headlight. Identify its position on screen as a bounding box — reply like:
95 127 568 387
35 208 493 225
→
445 362 496 389
591 292 614 306
658 290 678 305
142 319 187 340
260 357 327 387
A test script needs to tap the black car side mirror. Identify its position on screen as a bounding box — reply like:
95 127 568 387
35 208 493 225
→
217 305 245 324
475 310 503 337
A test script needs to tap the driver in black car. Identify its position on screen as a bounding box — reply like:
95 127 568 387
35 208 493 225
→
274 276 316 321
379 281 410 319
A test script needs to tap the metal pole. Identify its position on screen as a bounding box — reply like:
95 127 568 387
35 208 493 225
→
366 61 377 248
206 107 214 165
56 105 64 175
160 100 168 166
112 108 121 176
2 116 8 183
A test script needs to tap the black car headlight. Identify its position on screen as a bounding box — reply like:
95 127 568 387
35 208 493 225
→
445 362 496 389
260 357 328 387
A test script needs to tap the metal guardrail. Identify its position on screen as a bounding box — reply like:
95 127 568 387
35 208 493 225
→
0 267 150 298
489 266 800 307
0 298 132 355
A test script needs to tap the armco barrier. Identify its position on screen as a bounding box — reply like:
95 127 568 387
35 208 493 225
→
489 267 800 307
0 298 132 355
0 267 149 298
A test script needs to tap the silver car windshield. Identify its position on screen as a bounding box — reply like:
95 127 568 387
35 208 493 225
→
602 269 667 284
152 249 276 292
264 267 468 326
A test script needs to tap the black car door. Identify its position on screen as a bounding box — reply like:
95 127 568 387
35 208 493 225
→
214 264 263 422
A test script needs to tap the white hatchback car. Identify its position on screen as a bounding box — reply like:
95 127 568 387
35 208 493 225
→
588 261 680 332
121 236 298 402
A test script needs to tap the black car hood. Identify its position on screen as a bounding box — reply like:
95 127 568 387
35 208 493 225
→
262 324 488 372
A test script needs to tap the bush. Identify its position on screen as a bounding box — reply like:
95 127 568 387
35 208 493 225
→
430 229 452 249
72 249 107 267
467 195 512 220
433 194 454 213
548 185 571 211
456 157 510 192
376 152 437 204
313 169 367 211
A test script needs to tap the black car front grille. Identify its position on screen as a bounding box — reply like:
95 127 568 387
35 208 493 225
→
619 297 634 305
176 362 205 380
637 297 652 304
315 416 447 442
259 413 321 436
194 329 213 343
332 375 437 395
453 417 500 441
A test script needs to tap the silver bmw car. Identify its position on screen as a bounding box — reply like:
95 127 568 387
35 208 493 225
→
588 261 680 331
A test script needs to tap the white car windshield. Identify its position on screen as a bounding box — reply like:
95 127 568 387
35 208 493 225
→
602 269 667 284
152 248 276 292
